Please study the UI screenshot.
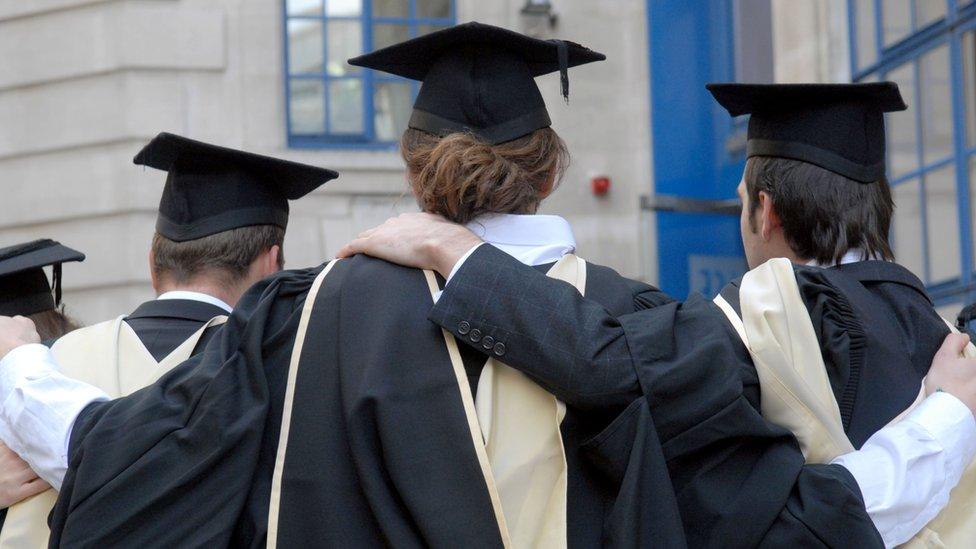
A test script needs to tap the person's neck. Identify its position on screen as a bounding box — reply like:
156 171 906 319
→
155 280 242 308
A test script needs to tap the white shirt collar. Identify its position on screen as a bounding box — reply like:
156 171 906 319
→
464 213 576 267
157 290 233 313
807 248 878 268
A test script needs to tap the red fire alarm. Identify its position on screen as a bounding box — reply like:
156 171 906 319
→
591 175 611 196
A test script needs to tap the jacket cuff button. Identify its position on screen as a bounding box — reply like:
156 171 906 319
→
469 329 482 343
458 321 471 335
482 336 495 350
493 342 506 357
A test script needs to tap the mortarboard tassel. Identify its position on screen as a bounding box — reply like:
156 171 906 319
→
53 263 62 307
557 40 569 103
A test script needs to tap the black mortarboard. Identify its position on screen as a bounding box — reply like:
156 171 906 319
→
0 239 85 316
349 22 606 145
707 82 908 183
134 133 340 242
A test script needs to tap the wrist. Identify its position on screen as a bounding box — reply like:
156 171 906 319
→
427 232 482 277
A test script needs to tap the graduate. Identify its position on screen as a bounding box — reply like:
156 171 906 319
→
337 83 976 547
0 239 83 545
0 23 684 547
0 134 337 547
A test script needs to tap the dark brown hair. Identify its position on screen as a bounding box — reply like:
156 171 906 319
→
151 224 285 289
400 127 570 224
744 156 895 265
30 307 80 341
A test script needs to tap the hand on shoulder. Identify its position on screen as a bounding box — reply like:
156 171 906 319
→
926 333 976 416
337 213 483 277
0 315 40 360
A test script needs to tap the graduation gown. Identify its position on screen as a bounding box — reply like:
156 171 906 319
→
426 244 883 548
48 255 684 547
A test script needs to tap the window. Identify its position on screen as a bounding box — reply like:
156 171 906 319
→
849 1 976 309
284 0 455 148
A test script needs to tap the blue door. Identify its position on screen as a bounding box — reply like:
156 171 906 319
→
646 0 764 299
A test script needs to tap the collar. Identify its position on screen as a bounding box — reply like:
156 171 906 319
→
464 213 576 266
128 298 230 323
807 248 877 268
157 290 233 313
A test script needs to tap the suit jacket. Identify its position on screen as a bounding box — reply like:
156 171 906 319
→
125 299 228 361
428 244 883 548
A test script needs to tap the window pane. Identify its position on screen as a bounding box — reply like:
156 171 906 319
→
925 165 961 282
327 20 362 76
914 0 946 29
329 79 364 134
887 62 919 178
374 0 409 17
417 24 450 38
892 178 925 276
288 20 324 74
326 0 362 16
287 0 322 16
417 0 451 18
290 79 326 134
969 156 976 273
964 32 976 147
920 44 952 166
374 81 413 141
854 0 877 69
374 23 410 50
882 0 912 46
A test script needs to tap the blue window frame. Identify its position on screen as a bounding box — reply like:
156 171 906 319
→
283 0 455 149
848 0 976 309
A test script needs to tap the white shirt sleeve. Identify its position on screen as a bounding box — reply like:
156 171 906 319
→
0 343 108 490
832 391 976 548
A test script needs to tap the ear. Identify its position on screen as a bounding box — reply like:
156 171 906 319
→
148 249 161 293
264 245 282 275
759 191 782 241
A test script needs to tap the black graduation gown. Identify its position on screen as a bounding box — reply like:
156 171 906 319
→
124 298 228 360
48 255 684 547
719 260 949 448
427 244 884 548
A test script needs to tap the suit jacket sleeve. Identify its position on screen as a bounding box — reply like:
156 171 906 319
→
428 244 883 548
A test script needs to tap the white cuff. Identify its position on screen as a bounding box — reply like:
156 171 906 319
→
832 391 976 548
0 344 108 490
904 391 976 483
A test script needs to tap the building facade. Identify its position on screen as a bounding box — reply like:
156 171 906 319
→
3 0 963 325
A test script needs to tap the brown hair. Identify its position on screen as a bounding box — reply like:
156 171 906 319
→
745 156 895 265
29 307 80 341
400 127 570 224
151 224 285 289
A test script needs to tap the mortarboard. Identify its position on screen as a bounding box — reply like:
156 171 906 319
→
349 22 606 145
134 133 340 242
0 239 85 316
707 82 908 183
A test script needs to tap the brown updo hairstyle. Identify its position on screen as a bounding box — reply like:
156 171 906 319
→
400 127 570 224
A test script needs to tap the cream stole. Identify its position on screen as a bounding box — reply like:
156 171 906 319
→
267 256 584 549
0 313 226 549
713 258 976 548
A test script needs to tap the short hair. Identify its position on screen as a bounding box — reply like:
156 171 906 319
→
744 156 895 265
151 224 285 288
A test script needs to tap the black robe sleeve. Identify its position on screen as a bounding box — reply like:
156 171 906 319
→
48 267 322 548
429 244 883 548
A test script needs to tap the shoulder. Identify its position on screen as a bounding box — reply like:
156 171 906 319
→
50 318 118 350
583 260 675 313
